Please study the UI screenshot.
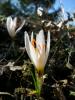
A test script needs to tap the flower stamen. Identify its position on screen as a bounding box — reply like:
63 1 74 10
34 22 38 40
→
31 39 36 47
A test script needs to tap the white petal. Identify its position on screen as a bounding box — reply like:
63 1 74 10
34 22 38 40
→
36 30 46 68
16 20 25 33
24 31 37 66
31 31 34 42
24 31 31 59
36 30 45 51
29 42 38 67
6 16 12 34
13 17 17 29
10 18 17 36
35 53 46 71
10 17 17 37
6 16 16 38
45 31 50 65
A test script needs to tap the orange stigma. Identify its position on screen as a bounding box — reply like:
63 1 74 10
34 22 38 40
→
31 39 36 47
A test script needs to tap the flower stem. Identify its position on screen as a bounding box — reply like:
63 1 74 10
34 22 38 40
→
36 72 43 96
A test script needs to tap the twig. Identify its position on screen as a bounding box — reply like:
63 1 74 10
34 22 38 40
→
0 92 14 98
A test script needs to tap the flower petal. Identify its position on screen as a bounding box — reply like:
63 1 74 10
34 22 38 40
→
16 20 25 33
36 30 46 69
24 31 31 59
13 17 17 30
31 32 34 42
6 16 16 38
24 31 37 66
29 42 38 67
6 17 12 34
45 31 50 65
36 30 45 51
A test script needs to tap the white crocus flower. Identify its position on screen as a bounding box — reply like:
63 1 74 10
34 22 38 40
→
6 16 25 38
24 30 50 75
